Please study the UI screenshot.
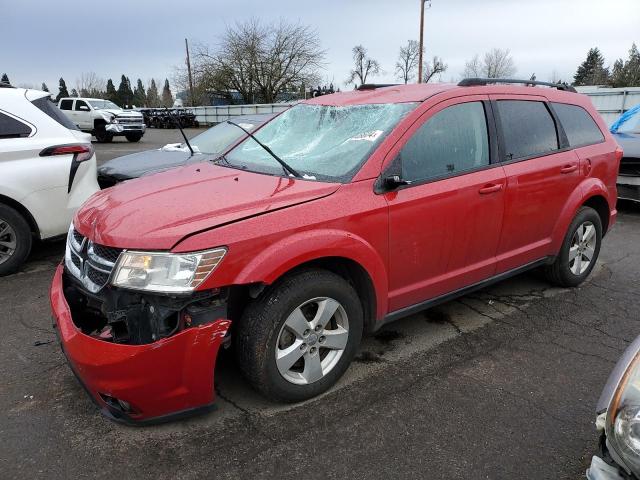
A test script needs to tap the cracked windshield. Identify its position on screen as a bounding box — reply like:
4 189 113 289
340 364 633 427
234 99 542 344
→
225 102 417 181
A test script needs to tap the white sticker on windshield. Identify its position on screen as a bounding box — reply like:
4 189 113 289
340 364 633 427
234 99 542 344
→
238 123 255 130
348 130 384 142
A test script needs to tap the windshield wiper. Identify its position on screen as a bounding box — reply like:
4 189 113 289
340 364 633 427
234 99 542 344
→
166 107 195 156
226 120 301 178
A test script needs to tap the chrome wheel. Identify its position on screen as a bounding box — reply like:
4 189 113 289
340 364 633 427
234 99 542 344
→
569 220 597 275
0 219 17 266
275 297 349 385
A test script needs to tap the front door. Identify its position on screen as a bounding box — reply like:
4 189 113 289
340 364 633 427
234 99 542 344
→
385 98 506 312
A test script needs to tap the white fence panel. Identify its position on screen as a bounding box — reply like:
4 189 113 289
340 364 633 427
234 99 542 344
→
184 103 295 126
577 87 640 125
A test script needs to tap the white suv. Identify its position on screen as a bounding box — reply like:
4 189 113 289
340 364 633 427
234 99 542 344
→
0 85 99 275
58 97 145 143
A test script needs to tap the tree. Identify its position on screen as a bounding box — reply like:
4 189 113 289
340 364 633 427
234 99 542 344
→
161 79 174 107
423 56 447 83
133 79 146 107
105 79 117 103
116 75 133 107
1 73 9 84
347 45 381 86
610 43 640 87
395 40 420 84
41 83 49 92
77 72 105 98
574 48 609 86
463 48 516 78
55 78 69 101
70 89 78 97
146 79 160 107
187 19 325 104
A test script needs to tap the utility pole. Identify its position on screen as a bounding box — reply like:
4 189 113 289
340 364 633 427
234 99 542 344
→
185 38 195 107
417 0 431 83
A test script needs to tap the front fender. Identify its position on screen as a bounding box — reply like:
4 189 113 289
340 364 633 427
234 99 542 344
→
233 229 389 320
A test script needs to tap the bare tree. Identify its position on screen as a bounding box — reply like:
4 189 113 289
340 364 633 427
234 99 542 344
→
186 19 325 104
347 45 381 86
462 48 516 78
423 56 447 83
395 40 420 84
76 72 105 98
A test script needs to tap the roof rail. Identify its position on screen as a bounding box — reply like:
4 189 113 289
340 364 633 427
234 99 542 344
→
458 77 577 93
357 83 400 91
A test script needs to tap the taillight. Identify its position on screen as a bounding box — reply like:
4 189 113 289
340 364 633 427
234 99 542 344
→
40 144 94 162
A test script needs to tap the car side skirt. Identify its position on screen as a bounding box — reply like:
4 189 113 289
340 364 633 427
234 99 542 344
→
377 257 554 330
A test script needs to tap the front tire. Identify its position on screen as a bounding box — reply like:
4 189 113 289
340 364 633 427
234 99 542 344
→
94 126 113 143
125 133 143 142
235 269 363 402
0 204 32 276
545 206 602 287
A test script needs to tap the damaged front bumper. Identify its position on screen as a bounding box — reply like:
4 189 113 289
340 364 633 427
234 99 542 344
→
50 264 231 424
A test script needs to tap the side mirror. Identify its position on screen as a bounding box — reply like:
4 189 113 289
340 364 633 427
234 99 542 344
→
384 175 412 190
79 105 90 111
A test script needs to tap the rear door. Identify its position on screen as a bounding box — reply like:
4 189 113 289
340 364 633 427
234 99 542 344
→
491 95 581 273
385 96 506 312
58 99 76 127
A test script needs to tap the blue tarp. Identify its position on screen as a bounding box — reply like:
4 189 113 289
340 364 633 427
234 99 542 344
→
610 104 640 133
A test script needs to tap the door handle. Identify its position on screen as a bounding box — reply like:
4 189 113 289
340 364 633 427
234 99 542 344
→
560 164 578 174
478 183 503 195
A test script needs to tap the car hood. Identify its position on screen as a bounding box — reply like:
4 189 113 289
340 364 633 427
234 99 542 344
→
613 132 640 158
98 149 201 180
76 161 340 250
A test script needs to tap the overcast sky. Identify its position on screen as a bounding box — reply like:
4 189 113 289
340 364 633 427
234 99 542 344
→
1 0 638 96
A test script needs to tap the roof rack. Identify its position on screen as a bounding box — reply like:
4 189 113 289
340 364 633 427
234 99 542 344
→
357 84 400 91
458 78 577 93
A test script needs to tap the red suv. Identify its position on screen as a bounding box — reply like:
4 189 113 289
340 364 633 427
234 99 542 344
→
51 79 621 424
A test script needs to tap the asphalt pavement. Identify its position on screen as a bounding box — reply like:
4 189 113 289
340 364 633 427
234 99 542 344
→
1 128 639 479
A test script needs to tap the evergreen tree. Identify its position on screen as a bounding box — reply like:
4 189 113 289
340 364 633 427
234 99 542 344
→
55 77 70 101
133 78 146 107
146 79 160 107
610 58 627 87
161 79 174 107
1 73 9 84
105 79 117 103
573 48 610 86
116 75 133 108
41 82 49 92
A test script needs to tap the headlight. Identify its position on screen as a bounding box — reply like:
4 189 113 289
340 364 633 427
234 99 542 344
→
110 117 119 124
111 248 226 293
606 348 640 475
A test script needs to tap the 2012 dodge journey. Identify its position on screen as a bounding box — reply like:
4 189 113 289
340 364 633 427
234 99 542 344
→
50 79 622 424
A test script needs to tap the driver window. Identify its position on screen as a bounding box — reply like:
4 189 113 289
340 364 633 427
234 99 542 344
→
74 100 89 111
401 102 489 183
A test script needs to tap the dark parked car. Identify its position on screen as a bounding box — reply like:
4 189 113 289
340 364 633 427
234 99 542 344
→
611 105 640 202
97 113 275 188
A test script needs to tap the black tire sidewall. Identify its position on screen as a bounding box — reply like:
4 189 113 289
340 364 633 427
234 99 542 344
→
0 204 32 276
556 207 602 286
237 270 363 402
125 134 142 142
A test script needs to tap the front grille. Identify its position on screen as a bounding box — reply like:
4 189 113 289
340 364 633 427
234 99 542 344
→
65 228 123 293
116 116 143 125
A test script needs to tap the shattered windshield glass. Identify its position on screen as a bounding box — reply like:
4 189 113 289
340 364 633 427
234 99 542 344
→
224 102 417 182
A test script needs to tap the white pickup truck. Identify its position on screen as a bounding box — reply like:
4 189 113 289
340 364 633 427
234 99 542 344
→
58 98 145 143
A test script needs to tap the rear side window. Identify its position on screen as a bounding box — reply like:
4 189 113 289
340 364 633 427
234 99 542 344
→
401 101 490 182
0 112 32 139
497 100 558 161
32 97 79 130
552 102 604 147
59 99 73 110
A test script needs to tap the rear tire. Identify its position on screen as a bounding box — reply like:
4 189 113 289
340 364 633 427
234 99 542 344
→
125 133 143 142
545 206 602 287
0 204 32 276
235 269 363 403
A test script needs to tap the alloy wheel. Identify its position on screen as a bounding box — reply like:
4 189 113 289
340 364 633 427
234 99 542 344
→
0 219 17 265
569 220 597 275
275 297 349 385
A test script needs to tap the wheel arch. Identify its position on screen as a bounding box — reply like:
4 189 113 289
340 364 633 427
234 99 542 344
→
0 193 40 238
582 194 610 235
